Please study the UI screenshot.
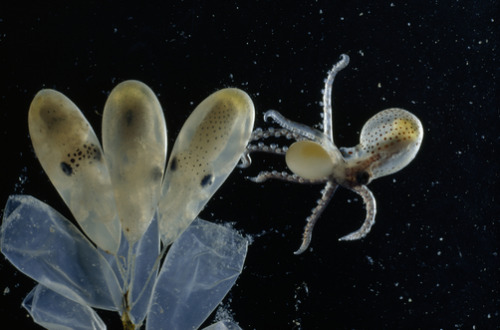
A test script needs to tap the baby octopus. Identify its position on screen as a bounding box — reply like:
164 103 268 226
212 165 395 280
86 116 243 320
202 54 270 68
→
240 54 423 254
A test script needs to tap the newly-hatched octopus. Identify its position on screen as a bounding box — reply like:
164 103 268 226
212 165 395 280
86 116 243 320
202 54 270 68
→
241 54 423 254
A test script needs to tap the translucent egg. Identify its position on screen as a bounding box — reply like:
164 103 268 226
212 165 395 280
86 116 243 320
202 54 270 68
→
28 89 121 253
159 88 255 246
102 80 167 243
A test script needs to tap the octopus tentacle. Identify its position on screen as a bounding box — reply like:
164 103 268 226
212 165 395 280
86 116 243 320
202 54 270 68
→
239 142 289 168
246 170 323 184
294 181 338 254
239 126 306 168
322 54 350 142
247 143 288 155
250 127 303 141
338 185 377 241
264 110 323 142
239 152 253 168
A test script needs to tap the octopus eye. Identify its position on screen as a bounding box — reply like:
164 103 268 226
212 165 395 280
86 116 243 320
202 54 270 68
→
285 140 334 180
355 171 370 185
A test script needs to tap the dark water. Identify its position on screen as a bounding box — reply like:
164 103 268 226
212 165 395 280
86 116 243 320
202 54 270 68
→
0 0 497 328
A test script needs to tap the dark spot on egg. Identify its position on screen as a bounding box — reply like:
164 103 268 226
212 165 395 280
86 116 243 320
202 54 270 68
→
151 166 163 181
170 157 178 171
125 110 134 126
200 174 213 187
93 149 101 161
61 162 73 176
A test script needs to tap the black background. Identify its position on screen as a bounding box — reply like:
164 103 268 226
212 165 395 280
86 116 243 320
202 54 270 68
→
0 0 498 329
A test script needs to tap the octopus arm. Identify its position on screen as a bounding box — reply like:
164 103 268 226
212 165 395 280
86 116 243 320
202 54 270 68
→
294 181 338 255
338 185 377 241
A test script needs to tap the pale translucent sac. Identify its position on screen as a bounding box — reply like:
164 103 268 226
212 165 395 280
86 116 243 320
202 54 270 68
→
1 81 254 329
23 284 107 330
285 140 335 180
